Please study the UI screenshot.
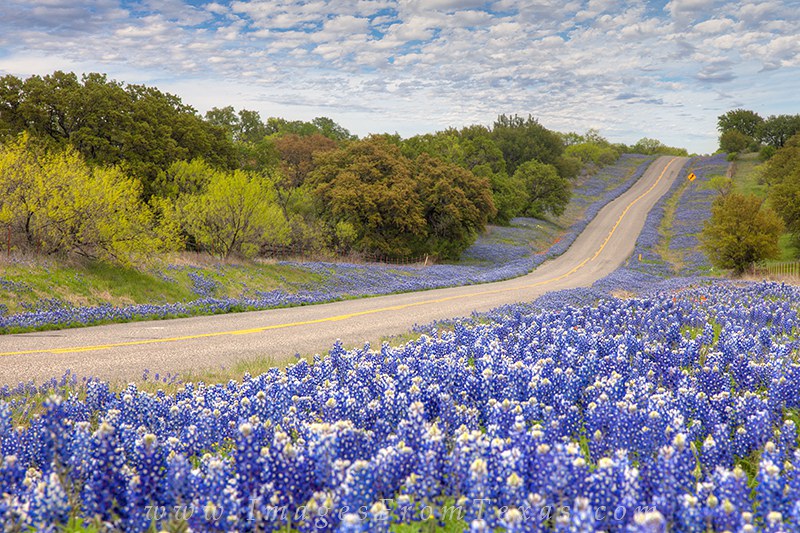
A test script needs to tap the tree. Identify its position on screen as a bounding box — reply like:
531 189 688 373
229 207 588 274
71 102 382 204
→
0 133 174 263
631 138 688 156
274 134 337 190
0 74 25 140
491 114 564 176
308 137 427 258
205 106 269 144
513 160 571 218
152 159 217 200
414 154 495 259
767 134 800 251
179 169 288 258
564 142 620 166
701 191 784 275
762 133 800 186
719 129 750 154
473 164 527 225
0 71 238 197
717 109 763 138
312 117 356 142
758 114 800 149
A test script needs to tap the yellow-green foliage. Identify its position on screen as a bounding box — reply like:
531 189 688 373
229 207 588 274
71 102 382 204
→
0 133 177 264
701 191 784 275
178 167 289 258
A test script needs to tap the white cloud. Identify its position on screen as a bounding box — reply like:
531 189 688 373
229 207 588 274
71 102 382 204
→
0 0 798 153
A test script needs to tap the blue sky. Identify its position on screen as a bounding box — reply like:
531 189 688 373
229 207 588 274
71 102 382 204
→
1 0 798 153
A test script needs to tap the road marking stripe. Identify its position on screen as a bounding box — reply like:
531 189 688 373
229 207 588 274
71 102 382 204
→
0 158 679 357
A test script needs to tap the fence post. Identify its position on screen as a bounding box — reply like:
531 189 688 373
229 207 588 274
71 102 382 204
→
6 225 9 258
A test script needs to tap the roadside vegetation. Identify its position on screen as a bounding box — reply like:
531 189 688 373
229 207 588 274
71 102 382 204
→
696 109 800 275
0 156 654 333
0 70 686 267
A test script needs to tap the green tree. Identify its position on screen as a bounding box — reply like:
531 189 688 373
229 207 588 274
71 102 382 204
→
491 114 564 176
0 71 238 196
0 133 174 263
631 138 688 156
701 191 784 275
718 129 750 154
758 114 800 149
766 134 800 251
312 116 356 142
762 133 800 186
205 106 269 145
179 169 288 258
717 108 763 138
308 137 427 258
0 74 25 140
152 159 217 200
513 160 571 218
414 154 495 259
564 142 620 166
473 164 527 225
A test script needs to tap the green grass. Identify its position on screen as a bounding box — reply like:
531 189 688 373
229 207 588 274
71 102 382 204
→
777 234 799 262
655 181 689 274
0 255 324 318
730 152 798 262
731 152 767 198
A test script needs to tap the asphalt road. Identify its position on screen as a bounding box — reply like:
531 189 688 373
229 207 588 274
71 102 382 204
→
0 156 688 385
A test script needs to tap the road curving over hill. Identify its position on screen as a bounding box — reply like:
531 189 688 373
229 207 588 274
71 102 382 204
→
0 156 689 385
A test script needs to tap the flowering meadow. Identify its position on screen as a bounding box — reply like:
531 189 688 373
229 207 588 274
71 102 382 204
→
1 280 799 532
628 154 729 278
0 155 654 333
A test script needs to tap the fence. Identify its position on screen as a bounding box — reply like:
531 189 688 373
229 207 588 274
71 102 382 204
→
260 244 431 267
754 261 800 279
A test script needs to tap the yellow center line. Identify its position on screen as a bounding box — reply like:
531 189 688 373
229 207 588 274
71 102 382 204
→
1 158 679 357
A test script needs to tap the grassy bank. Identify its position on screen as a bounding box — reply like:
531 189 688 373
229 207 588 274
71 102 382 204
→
730 152 798 260
0 255 324 320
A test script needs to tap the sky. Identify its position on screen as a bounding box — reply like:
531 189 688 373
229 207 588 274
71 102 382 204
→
0 1 798 154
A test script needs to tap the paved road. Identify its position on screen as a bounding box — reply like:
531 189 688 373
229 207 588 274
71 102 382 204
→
0 156 688 385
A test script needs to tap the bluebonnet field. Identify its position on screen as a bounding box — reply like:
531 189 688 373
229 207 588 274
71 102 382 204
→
0 155 654 333
3 152 800 531
2 280 800 532
627 154 729 279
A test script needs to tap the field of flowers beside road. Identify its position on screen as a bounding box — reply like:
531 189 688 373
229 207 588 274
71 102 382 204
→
614 153 729 283
2 280 799 531
0 155 654 334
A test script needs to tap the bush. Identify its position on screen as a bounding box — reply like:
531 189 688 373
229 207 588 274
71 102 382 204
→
719 129 750 153
701 191 784 275
179 169 289 258
760 145 777 161
513 160 571 218
0 133 175 264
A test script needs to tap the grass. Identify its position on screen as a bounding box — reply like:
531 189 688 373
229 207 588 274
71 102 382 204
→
655 181 689 274
731 152 767 197
730 152 798 262
0 254 325 317
778 234 799 262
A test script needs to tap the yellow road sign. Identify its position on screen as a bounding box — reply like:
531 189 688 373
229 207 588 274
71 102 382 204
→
687 172 696 181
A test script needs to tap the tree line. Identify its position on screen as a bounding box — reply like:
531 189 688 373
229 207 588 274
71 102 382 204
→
1 70 686 264
717 108 800 160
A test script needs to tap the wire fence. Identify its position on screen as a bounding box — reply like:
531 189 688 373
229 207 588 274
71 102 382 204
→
260 244 432 267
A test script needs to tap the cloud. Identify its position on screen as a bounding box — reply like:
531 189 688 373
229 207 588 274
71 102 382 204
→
0 0 798 153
